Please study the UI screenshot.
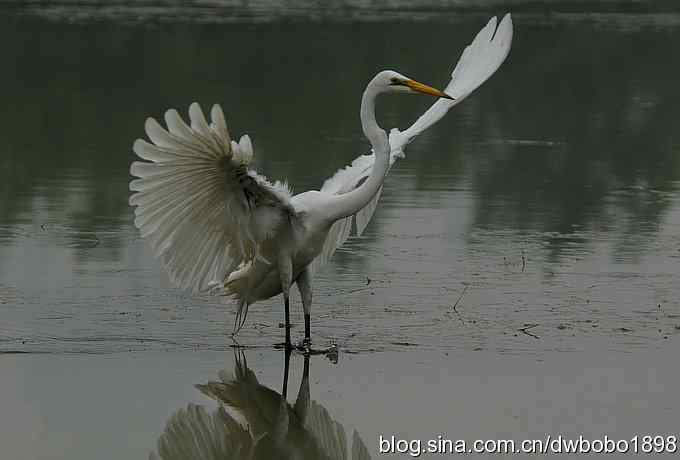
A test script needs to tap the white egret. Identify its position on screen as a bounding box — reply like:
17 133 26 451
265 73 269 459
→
129 14 513 349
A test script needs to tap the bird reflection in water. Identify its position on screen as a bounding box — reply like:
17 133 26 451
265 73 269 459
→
150 350 369 460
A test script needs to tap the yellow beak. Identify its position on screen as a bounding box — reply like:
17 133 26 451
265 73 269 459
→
404 79 454 99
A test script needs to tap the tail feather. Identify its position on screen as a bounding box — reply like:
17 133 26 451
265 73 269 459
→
224 263 253 333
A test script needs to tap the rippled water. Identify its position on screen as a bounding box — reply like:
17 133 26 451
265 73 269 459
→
2 4 679 355
1 3 680 458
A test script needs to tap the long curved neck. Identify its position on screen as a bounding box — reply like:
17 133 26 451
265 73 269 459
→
325 80 390 221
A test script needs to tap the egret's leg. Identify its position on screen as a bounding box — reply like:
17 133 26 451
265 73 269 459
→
296 267 313 344
284 296 291 347
278 255 293 349
282 347 292 398
293 353 310 422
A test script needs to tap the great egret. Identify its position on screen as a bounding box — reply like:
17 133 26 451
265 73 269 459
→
129 14 513 349
150 351 370 460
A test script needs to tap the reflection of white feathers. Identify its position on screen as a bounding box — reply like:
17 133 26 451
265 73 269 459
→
149 355 371 460
149 404 254 460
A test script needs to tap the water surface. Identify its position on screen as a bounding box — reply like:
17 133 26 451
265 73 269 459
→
1 2 680 458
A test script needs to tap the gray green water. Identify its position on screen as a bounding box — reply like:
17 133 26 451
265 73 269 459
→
1 2 680 458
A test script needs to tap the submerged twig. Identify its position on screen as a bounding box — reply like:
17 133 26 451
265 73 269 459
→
452 285 468 313
518 323 539 339
450 285 469 325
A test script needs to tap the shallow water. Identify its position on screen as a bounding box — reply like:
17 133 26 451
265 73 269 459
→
1 2 680 458
3 347 680 459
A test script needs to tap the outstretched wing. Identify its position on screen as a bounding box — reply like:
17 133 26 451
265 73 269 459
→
130 103 294 294
391 13 513 151
312 14 513 272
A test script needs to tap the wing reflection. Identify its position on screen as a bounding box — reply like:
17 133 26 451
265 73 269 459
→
150 350 370 460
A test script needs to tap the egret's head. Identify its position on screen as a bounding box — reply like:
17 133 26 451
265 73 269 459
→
374 70 453 99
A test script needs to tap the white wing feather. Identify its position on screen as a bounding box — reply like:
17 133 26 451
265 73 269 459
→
392 13 513 150
351 430 372 460
130 103 294 294
150 404 252 460
313 14 513 272
304 400 349 460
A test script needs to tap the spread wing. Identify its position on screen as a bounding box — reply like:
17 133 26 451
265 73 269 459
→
130 103 295 294
391 13 513 151
312 14 513 273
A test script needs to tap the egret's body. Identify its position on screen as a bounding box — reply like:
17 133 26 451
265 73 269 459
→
130 14 513 348
226 190 329 303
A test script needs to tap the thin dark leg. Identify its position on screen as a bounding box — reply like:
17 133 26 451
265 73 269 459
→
304 314 311 343
284 296 292 348
282 347 291 398
302 352 310 380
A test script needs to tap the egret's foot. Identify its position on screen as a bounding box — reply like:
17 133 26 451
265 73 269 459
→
320 344 339 364
295 338 312 354
293 343 338 363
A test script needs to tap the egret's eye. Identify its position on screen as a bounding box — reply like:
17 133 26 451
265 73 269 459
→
389 77 401 86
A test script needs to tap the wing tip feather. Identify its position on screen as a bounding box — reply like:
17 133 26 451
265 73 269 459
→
132 138 145 157
188 102 205 123
144 116 158 131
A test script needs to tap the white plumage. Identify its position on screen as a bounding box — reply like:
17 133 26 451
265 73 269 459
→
394 14 514 148
149 404 253 460
130 104 294 295
312 14 513 273
130 14 513 347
